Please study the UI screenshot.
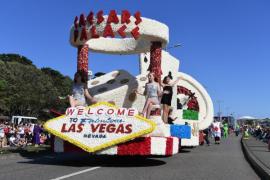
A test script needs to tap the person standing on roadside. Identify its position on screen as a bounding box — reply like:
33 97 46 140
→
0 125 5 148
223 122 229 138
203 127 210 146
212 120 221 144
33 124 42 147
235 124 240 136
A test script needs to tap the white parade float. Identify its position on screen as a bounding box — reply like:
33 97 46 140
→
45 10 214 156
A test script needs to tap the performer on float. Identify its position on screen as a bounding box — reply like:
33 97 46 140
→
167 109 177 124
160 72 181 123
69 71 97 107
211 120 221 144
135 72 162 119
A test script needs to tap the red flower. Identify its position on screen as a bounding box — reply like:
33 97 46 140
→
134 11 142 25
117 25 127 38
87 11 94 25
80 27 88 41
131 26 140 39
97 10 104 24
103 24 114 38
79 14 86 27
107 10 119 24
121 10 131 24
90 26 99 39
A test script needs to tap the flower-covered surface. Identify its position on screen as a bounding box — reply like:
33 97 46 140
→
44 102 156 153
70 10 169 54
77 44 89 80
148 41 162 81
53 136 180 156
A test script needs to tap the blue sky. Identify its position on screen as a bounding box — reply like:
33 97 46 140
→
1 0 269 118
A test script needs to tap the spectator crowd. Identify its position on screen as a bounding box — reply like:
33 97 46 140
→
0 121 49 149
249 125 270 144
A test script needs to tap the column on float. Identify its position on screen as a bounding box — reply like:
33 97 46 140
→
149 41 162 116
77 44 89 81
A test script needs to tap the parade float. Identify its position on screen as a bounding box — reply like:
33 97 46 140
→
45 10 214 156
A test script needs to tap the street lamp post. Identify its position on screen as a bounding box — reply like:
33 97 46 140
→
231 112 237 128
165 44 182 50
217 100 223 122
226 107 230 117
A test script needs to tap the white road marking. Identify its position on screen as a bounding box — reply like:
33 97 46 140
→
51 166 101 180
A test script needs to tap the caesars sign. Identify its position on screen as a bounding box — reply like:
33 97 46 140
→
44 102 155 152
73 10 142 42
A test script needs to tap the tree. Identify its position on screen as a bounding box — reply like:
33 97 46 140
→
0 54 72 120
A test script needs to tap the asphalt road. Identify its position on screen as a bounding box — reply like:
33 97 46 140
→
0 135 259 180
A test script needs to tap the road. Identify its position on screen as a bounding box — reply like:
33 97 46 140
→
0 135 259 180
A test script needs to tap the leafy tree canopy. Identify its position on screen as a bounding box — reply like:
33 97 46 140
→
0 54 72 121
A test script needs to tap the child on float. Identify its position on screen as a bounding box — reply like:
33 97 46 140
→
68 71 97 107
135 72 162 119
160 72 181 123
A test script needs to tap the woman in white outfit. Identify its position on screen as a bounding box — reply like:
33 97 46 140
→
69 72 97 107
135 73 162 119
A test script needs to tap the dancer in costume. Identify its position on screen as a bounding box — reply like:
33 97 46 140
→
135 72 162 119
223 122 229 138
243 126 249 140
212 120 221 144
69 71 97 107
160 72 181 123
